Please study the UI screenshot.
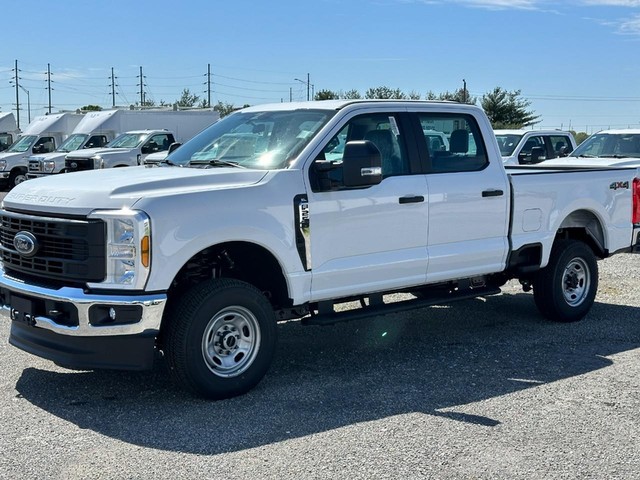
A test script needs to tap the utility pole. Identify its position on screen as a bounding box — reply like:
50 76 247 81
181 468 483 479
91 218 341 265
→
47 63 52 113
137 66 146 107
206 63 212 108
462 78 467 104
294 74 312 101
13 60 20 129
109 67 117 108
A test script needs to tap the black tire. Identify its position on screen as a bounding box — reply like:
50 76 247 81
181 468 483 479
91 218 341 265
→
8 168 27 188
165 278 277 399
533 239 598 322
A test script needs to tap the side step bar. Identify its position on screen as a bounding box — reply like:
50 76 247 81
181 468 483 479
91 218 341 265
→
301 285 501 326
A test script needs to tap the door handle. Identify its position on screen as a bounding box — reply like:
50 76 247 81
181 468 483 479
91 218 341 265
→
399 195 425 204
482 189 504 198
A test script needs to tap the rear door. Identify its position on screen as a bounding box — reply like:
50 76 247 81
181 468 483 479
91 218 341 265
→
413 111 510 282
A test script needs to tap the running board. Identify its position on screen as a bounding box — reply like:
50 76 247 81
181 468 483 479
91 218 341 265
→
301 285 501 326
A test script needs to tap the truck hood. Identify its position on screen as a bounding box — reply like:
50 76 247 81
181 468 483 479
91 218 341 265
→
65 147 132 158
542 156 640 168
2 166 269 216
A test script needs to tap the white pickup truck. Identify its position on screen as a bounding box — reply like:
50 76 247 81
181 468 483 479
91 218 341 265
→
496 129 577 166
1 100 638 400
542 129 640 168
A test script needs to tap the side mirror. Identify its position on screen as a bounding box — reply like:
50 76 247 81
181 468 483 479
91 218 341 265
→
529 146 546 164
141 145 150 154
168 142 182 154
342 140 382 187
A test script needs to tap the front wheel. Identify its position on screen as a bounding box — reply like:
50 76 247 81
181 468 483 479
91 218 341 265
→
533 239 598 322
165 278 277 399
8 169 27 188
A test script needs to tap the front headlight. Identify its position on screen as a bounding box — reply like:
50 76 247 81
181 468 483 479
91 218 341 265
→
0 160 6 171
43 160 56 173
91 155 103 169
87 209 151 290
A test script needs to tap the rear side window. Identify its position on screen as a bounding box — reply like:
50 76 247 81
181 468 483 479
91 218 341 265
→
417 114 487 173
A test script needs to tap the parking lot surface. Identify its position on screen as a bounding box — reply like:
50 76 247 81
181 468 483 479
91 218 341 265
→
0 250 639 479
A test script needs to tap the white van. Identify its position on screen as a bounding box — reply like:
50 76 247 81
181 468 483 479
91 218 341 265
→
27 109 217 179
0 112 20 152
64 110 219 173
0 112 83 188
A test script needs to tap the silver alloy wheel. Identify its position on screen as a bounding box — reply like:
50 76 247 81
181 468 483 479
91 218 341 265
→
562 257 590 307
201 305 261 378
14 173 26 185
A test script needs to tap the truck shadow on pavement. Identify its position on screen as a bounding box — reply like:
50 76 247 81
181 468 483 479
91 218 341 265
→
14 292 640 455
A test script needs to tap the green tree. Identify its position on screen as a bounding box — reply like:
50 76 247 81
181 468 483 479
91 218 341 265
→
341 89 362 99
315 89 340 100
365 86 406 99
213 101 236 118
176 88 200 108
80 104 102 111
440 89 475 104
481 87 539 128
407 90 422 100
572 131 589 145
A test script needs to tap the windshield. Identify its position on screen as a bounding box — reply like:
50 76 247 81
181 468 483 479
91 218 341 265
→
495 134 523 157
56 134 88 152
167 109 334 169
107 132 149 149
571 133 640 158
7 135 37 153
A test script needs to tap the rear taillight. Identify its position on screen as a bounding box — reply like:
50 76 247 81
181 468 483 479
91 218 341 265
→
633 178 640 224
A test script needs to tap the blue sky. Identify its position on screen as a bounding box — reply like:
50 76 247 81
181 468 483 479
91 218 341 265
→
1 0 639 133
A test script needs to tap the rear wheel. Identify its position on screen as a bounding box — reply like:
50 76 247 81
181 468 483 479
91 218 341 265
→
165 278 277 399
533 239 598 322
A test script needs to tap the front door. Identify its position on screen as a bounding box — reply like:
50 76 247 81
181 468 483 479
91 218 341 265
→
306 111 429 301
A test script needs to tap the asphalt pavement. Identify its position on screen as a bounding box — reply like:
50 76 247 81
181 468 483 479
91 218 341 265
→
0 246 639 479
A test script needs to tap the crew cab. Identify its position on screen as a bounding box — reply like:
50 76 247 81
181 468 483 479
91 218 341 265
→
496 129 576 166
0 100 638 400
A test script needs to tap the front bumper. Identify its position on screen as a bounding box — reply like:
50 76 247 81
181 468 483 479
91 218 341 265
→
0 265 167 370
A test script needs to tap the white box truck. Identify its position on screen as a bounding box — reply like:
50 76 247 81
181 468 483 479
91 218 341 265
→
63 110 219 173
27 109 217 180
0 112 20 152
0 112 83 189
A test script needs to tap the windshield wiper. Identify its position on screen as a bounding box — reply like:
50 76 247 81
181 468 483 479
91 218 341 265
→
576 154 596 158
190 159 246 169
599 154 631 159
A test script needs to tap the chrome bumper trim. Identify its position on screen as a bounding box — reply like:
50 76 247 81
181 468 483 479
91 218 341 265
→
0 265 166 337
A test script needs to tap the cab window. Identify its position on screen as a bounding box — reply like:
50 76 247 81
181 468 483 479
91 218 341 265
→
417 113 487 173
311 113 410 190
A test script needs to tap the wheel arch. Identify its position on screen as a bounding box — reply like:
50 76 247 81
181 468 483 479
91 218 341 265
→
555 209 607 258
164 240 291 315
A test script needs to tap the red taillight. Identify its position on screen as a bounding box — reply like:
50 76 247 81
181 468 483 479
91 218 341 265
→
633 178 640 224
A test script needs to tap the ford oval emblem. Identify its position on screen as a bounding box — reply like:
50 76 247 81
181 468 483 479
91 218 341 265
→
13 231 38 257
